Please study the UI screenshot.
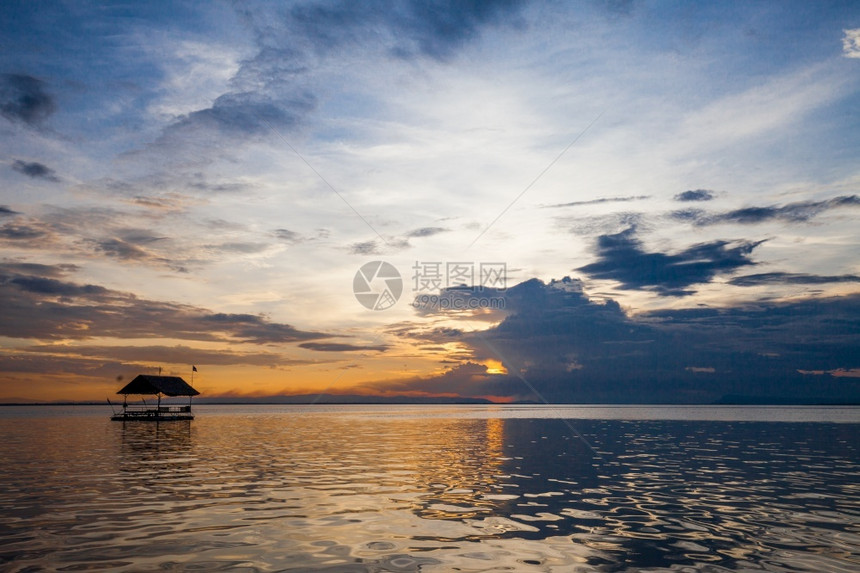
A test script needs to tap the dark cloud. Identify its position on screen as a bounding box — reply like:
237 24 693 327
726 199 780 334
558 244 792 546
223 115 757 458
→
392 0 527 60
11 160 60 182
397 278 860 404
387 237 411 250
674 195 860 225
411 285 510 321
544 195 650 208
200 312 328 344
0 354 138 378
576 226 763 296
669 208 705 222
0 223 50 241
170 0 525 153
91 233 188 272
9 275 108 297
299 342 388 352
38 205 126 235
0 263 330 344
0 74 55 126
171 91 316 136
362 361 504 398
21 344 307 368
406 226 449 238
1 209 192 271
288 0 527 61
728 272 860 287
128 195 185 211
273 228 330 244
350 240 381 255
206 241 270 254
188 179 252 194
116 229 166 245
274 228 303 244
674 189 714 202
0 262 77 277
93 238 155 262
0 206 19 217
346 228 440 256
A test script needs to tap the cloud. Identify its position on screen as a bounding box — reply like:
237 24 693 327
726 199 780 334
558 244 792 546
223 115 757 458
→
843 28 860 58
21 344 306 368
406 226 449 238
0 354 138 378
0 261 78 277
0 263 330 343
347 228 448 255
676 64 845 148
0 74 55 126
558 211 644 236
684 366 715 374
274 228 303 244
674 189 714 202
205 241 270 254
9 275 108 297
298 342 388 352
200 312 328 344
544 196 650 208
0 203 205 271
93 238 156 261
152 0 525 149
127 195 187 211
673 195 860 226
728 272 860 287
576 227 762 296
168 91 316 137
669 208 706 223
361 361 506 398
391 0 527 61
397 279 860 403
11 160 60 182
0 206 19 217
88 236 189 273
350 240 381 255
0 222 52 242
288 0 527 62
799 368 860 378
273 227 332 244
411 284 510 321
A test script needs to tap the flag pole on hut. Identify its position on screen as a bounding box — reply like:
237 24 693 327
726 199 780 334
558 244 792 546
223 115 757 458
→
191 365 197 386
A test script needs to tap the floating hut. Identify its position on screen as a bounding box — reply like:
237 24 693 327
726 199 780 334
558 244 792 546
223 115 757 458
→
111 375 199 421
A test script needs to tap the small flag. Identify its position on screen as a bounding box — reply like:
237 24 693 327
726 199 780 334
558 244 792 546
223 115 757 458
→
192 365 198 372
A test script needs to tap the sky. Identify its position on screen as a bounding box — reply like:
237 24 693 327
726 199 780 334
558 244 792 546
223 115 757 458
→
1 0 859 403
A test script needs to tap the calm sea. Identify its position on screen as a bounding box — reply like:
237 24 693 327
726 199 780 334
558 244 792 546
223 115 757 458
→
0 405 857 572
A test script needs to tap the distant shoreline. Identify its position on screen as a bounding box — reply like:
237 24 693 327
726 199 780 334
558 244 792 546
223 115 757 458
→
3 397 858 407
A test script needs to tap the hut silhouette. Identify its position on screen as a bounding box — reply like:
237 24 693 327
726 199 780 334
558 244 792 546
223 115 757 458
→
111 374 199 421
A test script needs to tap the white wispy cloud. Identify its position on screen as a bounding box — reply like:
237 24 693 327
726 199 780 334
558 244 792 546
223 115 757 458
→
677 64 845 147
147 39 250 120
843 28 860 58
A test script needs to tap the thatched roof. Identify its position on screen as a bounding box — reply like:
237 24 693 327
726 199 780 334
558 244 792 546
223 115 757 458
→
117 375 200 396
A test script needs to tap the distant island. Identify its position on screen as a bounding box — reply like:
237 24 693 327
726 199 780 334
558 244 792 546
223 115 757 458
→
194 394 495 405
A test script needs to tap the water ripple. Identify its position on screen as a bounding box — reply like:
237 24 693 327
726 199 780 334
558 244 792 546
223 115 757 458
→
0 407 857 571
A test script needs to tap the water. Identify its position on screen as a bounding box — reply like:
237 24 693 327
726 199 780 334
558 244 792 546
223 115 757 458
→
0 405 857 572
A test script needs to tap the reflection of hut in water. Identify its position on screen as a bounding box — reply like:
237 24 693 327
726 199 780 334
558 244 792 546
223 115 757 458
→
110 375 199 421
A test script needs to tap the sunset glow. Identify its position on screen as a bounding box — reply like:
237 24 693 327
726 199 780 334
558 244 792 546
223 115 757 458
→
1 1 858 405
